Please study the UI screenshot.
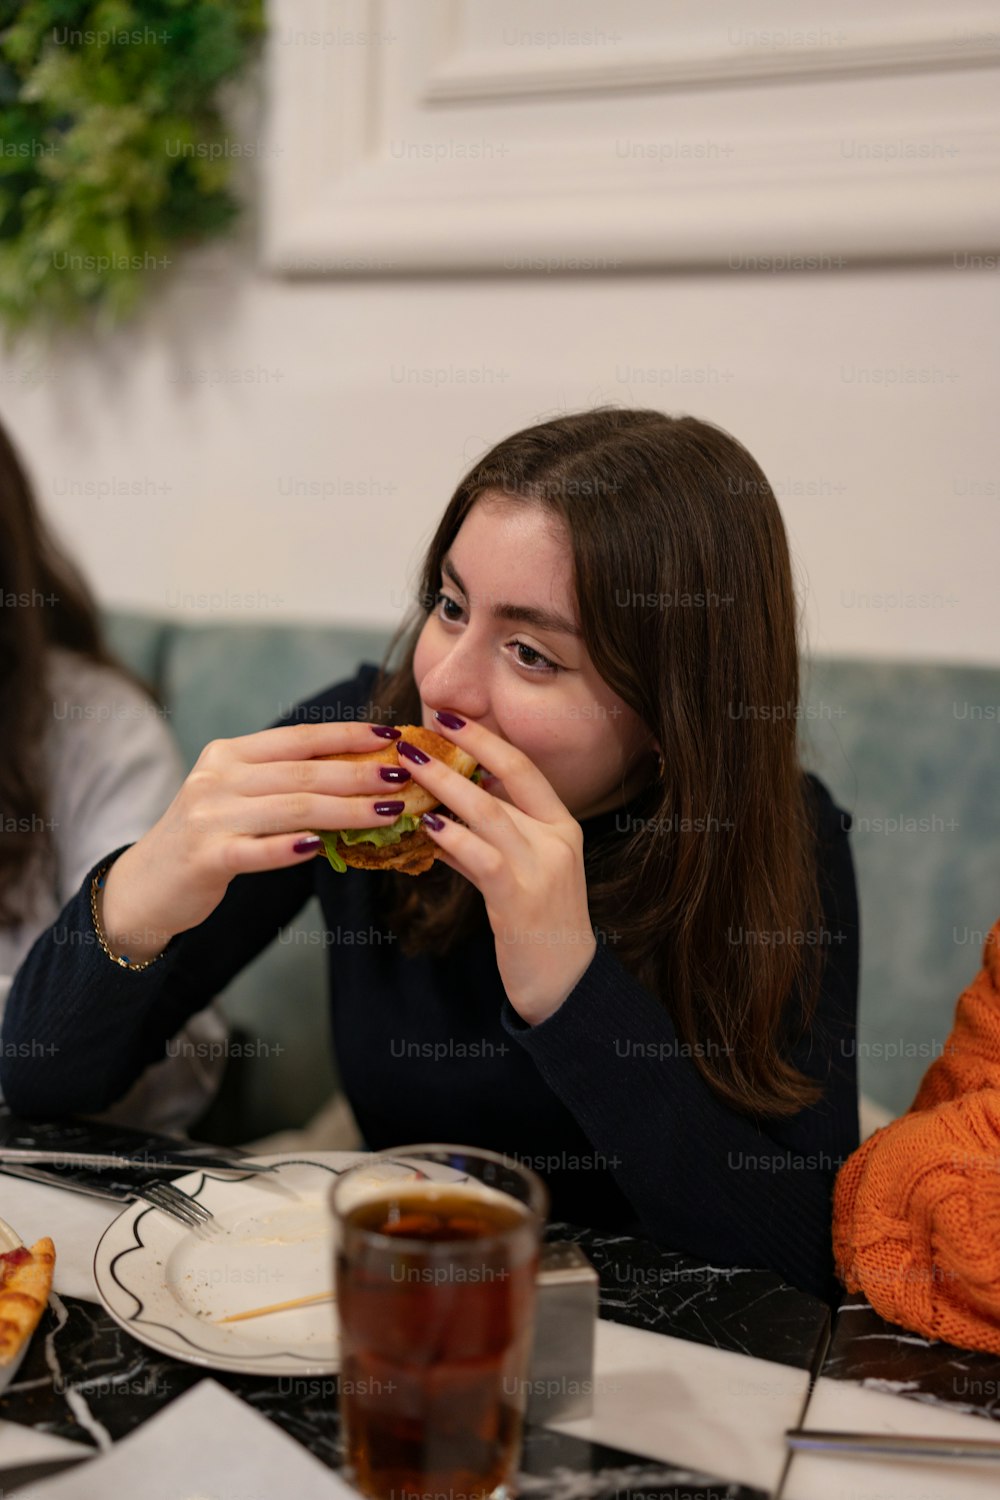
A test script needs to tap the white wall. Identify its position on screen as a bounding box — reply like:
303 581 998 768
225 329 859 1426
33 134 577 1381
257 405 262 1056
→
1 0 997 666
2 246 996 666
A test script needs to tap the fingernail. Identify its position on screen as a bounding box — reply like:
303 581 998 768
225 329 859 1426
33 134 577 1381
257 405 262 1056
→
371 725 402 739
373 800 406 817
293 835 323 854
379 765 411 783
421 812 445 831
434 711 466 730
397 739 430 766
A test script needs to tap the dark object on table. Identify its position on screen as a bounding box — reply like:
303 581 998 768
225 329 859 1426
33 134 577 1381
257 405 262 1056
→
0 1455 90 1489
0 1106 263 1181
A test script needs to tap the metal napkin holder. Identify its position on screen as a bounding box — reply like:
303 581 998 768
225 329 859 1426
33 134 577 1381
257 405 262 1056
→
526 1241 599 1422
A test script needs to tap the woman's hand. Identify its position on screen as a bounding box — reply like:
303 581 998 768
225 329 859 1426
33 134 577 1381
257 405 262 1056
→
100 722 410 962
398 713 597 1025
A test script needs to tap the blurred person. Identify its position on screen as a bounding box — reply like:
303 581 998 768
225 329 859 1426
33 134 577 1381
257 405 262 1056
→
834 920 1000 1350
1 408 858 1300
0 410 226 1132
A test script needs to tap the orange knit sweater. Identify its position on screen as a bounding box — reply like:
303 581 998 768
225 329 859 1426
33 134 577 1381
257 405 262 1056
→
833 920 1000 1351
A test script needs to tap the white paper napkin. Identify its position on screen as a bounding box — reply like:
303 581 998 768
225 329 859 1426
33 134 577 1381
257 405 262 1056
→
548 1316 811 1495
0 1175 119 1302
0 1420 91 1472
14 1379 348 1499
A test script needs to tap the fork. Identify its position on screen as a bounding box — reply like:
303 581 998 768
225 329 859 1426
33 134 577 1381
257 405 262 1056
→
133 1179 215 1230
0 1160 216 1229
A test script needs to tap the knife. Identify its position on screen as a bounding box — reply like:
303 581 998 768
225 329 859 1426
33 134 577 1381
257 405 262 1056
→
0 1147 276 1174
787 1427 1000 1460
0 1162 137 1201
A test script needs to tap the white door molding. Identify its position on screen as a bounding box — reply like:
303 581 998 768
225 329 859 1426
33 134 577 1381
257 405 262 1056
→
262 0 1000 271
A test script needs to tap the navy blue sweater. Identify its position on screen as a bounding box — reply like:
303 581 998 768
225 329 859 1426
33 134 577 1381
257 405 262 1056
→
1 663 859 1301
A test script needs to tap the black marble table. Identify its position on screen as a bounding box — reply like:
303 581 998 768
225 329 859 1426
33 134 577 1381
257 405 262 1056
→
0 1222 831 1500
817 1290 1000 1421
779 1291 1000 1500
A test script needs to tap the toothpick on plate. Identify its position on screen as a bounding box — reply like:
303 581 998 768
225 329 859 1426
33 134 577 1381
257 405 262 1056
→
216 1289 334 1324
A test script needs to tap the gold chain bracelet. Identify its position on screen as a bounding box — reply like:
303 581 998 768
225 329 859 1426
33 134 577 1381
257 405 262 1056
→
89 868 165 972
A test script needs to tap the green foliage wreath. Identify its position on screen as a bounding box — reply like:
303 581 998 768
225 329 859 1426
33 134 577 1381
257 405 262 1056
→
0 0 264 333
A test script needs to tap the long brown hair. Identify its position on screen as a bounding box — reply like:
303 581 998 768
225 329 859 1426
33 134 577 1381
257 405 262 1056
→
0 414 125 923
366 407 825 1119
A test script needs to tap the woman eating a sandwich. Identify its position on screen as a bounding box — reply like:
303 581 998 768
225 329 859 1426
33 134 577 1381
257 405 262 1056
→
0 407 859 1304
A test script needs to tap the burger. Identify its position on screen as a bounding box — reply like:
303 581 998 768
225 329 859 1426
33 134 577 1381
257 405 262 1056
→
316 725 481 875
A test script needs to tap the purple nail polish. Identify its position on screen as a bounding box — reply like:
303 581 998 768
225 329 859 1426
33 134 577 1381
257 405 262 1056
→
421 812 445 831
379 765 411 783
293 835 323 854
373 800 406 817
371 725 402 739
397 739 430 766
434 711 466 730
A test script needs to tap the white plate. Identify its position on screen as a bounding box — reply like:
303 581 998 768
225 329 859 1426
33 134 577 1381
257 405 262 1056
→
0 1213 31 1393
93 1153 361 1377
94 1149 502 1378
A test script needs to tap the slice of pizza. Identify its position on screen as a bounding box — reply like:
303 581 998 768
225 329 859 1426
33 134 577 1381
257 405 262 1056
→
0 1238 55 1365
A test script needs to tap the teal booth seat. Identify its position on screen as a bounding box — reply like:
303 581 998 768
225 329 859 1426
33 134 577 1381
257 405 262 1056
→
799 656 999 1115
104 611 1000 1139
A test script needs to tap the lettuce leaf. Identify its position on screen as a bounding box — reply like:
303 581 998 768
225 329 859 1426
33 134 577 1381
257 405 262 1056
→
319 835 348 874
339 814 422 847
319 814 422 874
